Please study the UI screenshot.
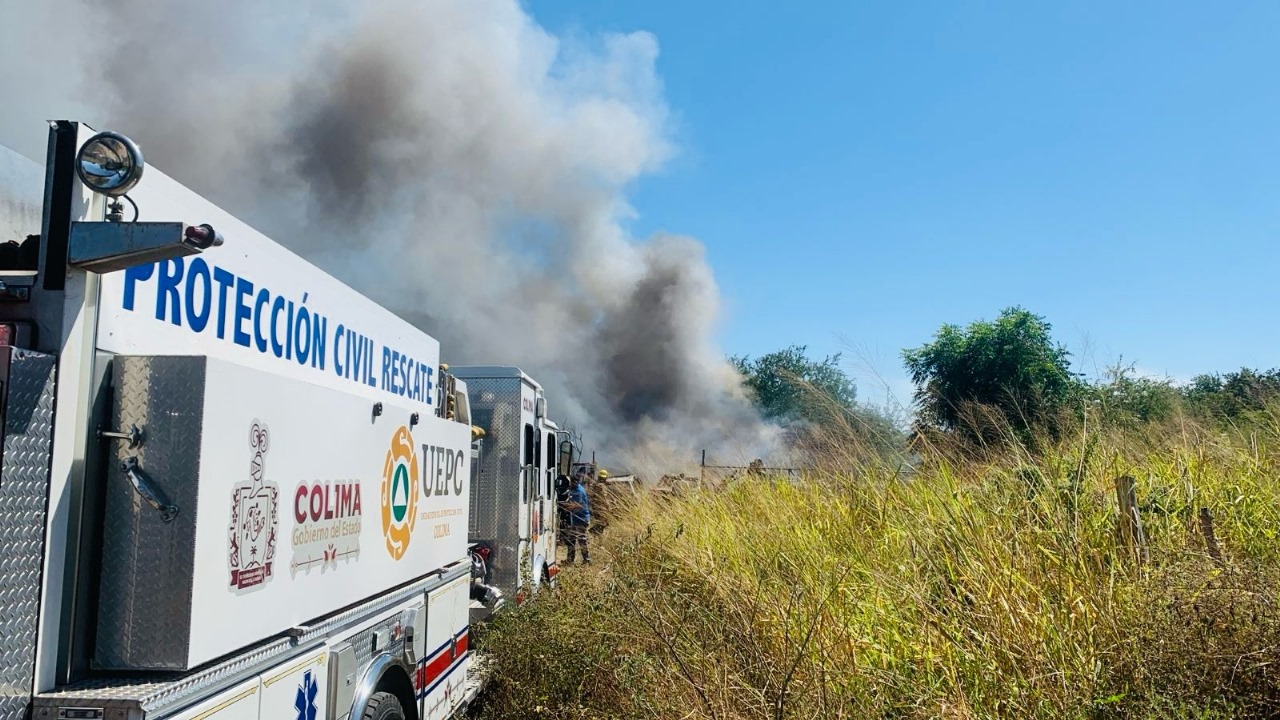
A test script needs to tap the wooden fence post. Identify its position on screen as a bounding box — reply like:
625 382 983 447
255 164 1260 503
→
1199 507 1224 567
1115 475 1149 565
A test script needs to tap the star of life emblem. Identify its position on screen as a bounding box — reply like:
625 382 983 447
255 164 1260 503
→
229 419 279 592
295 669 319 720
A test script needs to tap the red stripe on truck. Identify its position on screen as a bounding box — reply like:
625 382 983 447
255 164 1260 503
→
414 629 469 698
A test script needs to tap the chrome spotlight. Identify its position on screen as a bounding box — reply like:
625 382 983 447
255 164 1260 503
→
76 131 145 197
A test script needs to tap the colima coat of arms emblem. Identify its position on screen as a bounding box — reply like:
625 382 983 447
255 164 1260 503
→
228 419 280 592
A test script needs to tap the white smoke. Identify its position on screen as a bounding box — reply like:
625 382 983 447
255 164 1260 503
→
0 0 783 472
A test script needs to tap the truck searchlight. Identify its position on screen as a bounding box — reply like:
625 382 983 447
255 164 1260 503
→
76 131 145 197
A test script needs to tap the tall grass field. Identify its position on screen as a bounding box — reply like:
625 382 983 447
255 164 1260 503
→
472 417 1280 719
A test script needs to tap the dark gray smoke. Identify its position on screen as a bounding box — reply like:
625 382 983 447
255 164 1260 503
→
601 237 716 423
0 0 781 471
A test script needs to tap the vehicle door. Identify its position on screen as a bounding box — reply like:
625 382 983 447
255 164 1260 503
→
519 422 534 582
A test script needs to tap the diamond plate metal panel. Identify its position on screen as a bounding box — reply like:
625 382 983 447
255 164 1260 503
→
95 356 207 671
453 375 522 596
347 604 415 673
0 349 56 720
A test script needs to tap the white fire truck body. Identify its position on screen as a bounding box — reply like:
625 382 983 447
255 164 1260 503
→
452 366 565 613
0 122 559 720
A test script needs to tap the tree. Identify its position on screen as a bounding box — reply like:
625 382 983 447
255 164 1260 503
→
902 307 1078 441
1182 368 1280 421
733 345 903 458
1085 361 1181 427
731 345 857 424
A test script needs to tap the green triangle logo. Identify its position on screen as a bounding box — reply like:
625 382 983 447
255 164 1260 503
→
391 464 409 523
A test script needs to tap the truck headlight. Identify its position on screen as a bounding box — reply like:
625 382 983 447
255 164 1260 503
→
76 131 145 197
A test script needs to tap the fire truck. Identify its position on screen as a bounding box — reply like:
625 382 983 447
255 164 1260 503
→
0 122 568 720
452 366 564 615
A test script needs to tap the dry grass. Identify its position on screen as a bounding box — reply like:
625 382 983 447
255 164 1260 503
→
472 414 1280 719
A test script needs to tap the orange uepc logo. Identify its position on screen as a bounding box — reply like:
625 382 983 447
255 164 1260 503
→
381 426 419 560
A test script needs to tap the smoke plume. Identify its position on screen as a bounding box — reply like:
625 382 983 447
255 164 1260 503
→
0 0 781 473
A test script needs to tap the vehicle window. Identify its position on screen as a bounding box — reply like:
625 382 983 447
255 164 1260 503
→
535 432 543 472
523 423 534 466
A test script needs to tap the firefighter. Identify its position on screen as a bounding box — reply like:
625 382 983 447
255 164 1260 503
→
561 466 592 564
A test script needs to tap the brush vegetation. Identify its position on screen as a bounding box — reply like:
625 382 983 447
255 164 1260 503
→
471 310 1280 719
473 413 1280 719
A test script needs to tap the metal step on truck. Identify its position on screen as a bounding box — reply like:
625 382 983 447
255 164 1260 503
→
0 121 569 720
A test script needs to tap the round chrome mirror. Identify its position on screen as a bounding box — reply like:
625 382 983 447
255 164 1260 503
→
76 131 145 197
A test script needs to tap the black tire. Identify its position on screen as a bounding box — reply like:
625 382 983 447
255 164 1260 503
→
362 691 406 720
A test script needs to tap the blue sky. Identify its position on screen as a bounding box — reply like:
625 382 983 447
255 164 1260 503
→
531 1 1280 407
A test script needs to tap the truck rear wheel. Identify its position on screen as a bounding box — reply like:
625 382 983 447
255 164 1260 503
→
362 691 407 720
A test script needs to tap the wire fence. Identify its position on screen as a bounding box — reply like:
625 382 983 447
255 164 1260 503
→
681 450 805 488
